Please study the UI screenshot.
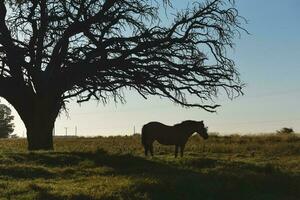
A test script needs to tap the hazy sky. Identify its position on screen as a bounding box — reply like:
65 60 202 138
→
4 0 300 137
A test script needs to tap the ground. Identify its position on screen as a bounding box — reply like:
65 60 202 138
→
0 134 299 200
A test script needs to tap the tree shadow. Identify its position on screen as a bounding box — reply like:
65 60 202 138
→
0 164 53 179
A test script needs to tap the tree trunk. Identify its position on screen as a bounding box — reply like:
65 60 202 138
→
0 79 62 150
25 112 55 151
13 94 61 150
24 96 60 150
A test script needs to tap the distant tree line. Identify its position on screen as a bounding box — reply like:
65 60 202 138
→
276 127 294 135
0 103 14 138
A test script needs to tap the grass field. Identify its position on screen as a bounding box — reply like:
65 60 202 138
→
0 133 299 200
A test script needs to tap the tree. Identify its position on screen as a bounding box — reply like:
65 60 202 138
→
0 0 247 150
0 104 14 138
276 127 294 135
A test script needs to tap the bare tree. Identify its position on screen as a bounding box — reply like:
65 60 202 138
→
0 0 247 150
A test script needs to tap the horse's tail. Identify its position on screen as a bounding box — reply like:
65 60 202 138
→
141 125 147 147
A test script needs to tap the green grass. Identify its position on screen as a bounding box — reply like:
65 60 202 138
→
0 134 299 200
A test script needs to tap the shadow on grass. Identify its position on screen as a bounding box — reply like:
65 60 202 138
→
28 184 91 200
2 150 300 200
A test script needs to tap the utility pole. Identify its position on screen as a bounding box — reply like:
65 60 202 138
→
64 127 68 137
75 126 77 136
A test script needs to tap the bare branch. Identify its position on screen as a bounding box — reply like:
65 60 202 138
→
1 0 247 112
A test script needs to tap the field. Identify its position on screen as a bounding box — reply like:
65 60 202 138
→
0 134 299 200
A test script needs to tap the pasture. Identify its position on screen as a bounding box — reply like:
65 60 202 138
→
0 134 299 200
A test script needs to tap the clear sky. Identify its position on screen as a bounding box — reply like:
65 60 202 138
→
3 0 300 137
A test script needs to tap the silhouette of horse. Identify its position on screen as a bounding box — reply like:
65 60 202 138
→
141 120 208 157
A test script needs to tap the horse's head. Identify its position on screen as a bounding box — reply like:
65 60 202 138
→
197 121 208 139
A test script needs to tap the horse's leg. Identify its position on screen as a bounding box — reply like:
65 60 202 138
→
144 145 148 156
180 144 185 157
175 145 179 158
149 143 154 157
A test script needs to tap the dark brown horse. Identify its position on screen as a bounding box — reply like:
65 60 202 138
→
141 120 208 157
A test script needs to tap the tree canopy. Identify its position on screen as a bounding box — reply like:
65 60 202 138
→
0 0 247 149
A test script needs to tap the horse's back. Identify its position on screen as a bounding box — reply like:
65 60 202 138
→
142 122 177 145
142 121 170 134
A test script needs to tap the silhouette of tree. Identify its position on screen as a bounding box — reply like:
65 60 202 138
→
0 0 247 150
0 104 14 138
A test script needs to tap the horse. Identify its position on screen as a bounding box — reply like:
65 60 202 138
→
141 120 208 157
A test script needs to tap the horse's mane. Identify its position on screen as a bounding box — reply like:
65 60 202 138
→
174 120 198 128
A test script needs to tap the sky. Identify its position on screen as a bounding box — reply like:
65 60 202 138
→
3 0 300 137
